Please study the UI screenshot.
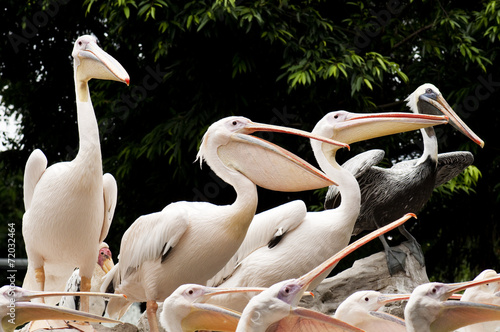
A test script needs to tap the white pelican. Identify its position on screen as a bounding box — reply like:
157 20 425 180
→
207 110 448 312
160 284 267 332
324 83 484 274
460 269 500 332
236 213 416 331
59 243 114 315
334 290 408 331
101 116 348 332
21 35 127 313
0 286 125 332
405 276 500 332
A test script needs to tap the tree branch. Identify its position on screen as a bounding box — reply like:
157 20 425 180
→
392 23 434 49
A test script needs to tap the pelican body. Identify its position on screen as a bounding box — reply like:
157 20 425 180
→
101 116 348 332
207 110 448 312
22 35 128 313
324 83 484 274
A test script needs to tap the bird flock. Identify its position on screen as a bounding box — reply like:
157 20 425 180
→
4 34 499 332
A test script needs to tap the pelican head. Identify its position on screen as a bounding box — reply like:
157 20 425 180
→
311 110 448 157
161 284 265 332
98 243 114 274
338 290 410 314
72 35 130 86
405 275 500 330
405 83 484 147
195 116 349 192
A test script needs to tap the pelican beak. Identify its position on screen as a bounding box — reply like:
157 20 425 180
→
196 286 266 303
328 112 449 145
5 302 122 332
101 255 115 274
217 122 349 192
10 287 126 301
443 275 500 300
419 93 484 148
77 39 130 85
378 293 411 305
294 213 417 298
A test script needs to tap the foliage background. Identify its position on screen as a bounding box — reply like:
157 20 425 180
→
1 0 499 288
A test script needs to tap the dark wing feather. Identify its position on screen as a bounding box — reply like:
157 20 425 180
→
434 151 474 188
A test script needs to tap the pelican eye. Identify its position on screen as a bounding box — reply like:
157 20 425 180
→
188 289 194 295
232 121 238 126
333 114 339 119
78 41 82 46
431 287 437 294
425 88 433 94
364 297 369 302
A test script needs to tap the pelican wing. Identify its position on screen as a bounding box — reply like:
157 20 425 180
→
434 151 474 188
353 311 406 331
430 301 500 332
207 200 307 287
324 149 385 209
181 303 241 332
2 301 120 332
118 202 191 274
100 173 118 243
266 307 364 332
23 149 48 210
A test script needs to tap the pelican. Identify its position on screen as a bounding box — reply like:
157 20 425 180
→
207 110 448 312
21 35 127 313
59 243 114 315
101 116 349 332
0 286 125 332
324 83 484 274
160 284 268 332
236 213 416 331
405 276 500 332
460 269 500 332
334 290 408 331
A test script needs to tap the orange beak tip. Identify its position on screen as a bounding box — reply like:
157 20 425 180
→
125 78 130 85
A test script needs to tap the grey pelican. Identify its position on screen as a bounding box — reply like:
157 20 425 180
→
460 269 500 332
0 286 125 332
59 243 114 315
160 284 266 332
324 83 484 274
334 290 408 331
22 35 127 313
207 110 448 312
405 276 500 332
236 213 416 331
100 116 348 332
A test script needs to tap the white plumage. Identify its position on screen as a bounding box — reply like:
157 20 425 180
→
21 35 127 314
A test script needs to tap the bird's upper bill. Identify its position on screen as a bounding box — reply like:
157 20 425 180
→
72 35 130 85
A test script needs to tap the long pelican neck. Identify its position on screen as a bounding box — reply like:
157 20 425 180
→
416 127 438 166
74 68 102 169
314 143 361 215
206 155 258 236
